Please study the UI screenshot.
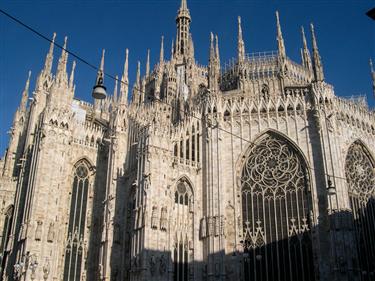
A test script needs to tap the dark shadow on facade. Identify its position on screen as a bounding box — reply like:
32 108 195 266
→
105 205 374 281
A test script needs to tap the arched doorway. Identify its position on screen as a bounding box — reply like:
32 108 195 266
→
240 132 315 281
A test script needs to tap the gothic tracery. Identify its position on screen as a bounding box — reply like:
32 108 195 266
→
241 133 315 281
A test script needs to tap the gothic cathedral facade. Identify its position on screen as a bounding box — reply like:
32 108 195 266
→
0 0 375 280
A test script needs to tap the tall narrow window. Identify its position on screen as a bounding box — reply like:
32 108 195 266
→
173 179 194 281
241 133 315 281
0 205 13 275
345 141 375 277
63 161 90 281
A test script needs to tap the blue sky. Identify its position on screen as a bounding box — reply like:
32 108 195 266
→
0 0 374 157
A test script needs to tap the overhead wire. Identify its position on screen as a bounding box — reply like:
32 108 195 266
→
0 7 350 184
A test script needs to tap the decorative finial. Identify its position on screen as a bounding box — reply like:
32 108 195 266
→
56 36 69 85
180 0 188 11
238 16 245 63
301 26 312 71
310 23 324 82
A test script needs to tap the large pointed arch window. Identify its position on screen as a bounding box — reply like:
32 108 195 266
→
63 161 91 281
345 141 375 277
240 133 315 281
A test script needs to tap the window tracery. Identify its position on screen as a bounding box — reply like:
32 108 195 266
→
345 142 375 277
241 133 315 281
63 161 90 281
173 179 194 281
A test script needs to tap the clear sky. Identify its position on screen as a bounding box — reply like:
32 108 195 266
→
0 0 374 157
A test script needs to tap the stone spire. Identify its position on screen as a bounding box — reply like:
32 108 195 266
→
300 48 305 66
370 59 375 98
237 16 245 63
171 39 175 62
136 61 141 88
132 61 141 104
215 34 220 66
20 71 31 112
56 36 69 86
180 0 188 10
69 61 76 91
301 26 312 72
176 0 191 58
209 32 215 63
146 49 150 78
208 33 220 91
120 49 129 105
310 23 324 82
43 32 56 76
113 75 118 103
276 11 286 60
159 36 164 64
188 33 195 60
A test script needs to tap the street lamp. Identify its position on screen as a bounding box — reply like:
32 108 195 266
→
92 71 107 100
92 49 107 100
367 7 375 20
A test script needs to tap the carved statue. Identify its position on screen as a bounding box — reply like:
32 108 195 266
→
47 222 54 243
149 255 156 274
200 217 207 239
151 206 158 229
160 207 168 231
159 254 167 275
35 220 43 241
207 216 214 236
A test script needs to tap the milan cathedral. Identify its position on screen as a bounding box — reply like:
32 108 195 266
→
0 0 375 280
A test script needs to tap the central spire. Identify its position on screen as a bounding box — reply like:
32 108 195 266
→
175 0 192 59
